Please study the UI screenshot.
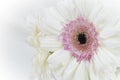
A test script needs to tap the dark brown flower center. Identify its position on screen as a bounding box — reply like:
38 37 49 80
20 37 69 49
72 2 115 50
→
78 33 87 44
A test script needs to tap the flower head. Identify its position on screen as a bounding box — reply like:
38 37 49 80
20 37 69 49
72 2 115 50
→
61 16 98 62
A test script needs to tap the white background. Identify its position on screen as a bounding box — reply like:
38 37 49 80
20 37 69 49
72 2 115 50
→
0 0 120 80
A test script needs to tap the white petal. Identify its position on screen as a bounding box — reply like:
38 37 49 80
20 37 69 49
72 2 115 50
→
47 49 72 72
91 53 103 73
85 0 102 18
55 0 77 21
90 53 118 80
89 61 99 80
90 47 119 80
101 34 120 57
73 0 85 16
103 38 120 48
92 8 109 31
40 7 65 35
108 47 120 60
100 27 120 39
116 70 120 80
40 36 62 51
33 51 55 80
74 0 102 19
40 21 61 36
72 61 89 80
63 58 79 80
40 0 77 35
94 47 118 70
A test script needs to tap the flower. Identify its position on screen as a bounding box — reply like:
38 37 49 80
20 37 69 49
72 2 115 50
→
30 0 120 80
32 50 55 80
61 16 98 62
28 26 56 80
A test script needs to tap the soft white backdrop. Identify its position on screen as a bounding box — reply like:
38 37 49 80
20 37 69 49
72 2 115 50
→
0 0 58 80
0 0 120 80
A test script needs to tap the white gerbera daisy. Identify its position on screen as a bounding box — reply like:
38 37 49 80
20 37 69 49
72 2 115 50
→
29 0 120 80
29 26 56 80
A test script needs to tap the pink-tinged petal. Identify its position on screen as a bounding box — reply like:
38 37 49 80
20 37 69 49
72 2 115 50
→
60 16 99 62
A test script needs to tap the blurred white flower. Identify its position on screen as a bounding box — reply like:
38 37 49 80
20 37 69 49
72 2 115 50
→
29 0 120 80
33 51 55 80
28 26 57 80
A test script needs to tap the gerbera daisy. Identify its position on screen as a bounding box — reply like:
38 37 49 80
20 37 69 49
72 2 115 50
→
29 26 56 80
29 0 120 80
